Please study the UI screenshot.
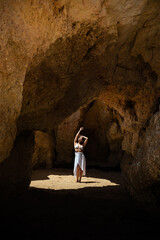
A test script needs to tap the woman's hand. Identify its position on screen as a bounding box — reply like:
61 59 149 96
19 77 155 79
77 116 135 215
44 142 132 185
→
74 127 84 144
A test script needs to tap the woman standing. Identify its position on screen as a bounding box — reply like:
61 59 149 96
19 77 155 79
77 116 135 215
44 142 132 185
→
73 127 88 182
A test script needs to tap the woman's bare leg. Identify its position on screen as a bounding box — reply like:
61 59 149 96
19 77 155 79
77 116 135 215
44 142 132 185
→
79 169 83 182
76 165 80 182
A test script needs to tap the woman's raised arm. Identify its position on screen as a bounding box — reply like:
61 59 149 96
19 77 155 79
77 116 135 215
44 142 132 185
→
81 135 88 147
74 127 84 144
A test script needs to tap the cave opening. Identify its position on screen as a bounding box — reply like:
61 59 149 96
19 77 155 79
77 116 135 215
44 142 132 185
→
1 0 160 238
1 1 158 226
12 26 159 204
29 98 125 173
16 51 127 174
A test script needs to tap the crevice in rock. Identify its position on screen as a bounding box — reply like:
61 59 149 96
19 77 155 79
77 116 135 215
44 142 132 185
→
83 44 96 60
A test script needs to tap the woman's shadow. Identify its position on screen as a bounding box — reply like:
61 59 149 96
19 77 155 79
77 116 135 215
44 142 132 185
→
81 181 99 184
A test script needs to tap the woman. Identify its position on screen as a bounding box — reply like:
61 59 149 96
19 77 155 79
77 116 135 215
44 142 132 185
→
73 127 88 182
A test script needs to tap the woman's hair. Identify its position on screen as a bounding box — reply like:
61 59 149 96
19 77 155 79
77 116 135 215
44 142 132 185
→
78 136 85 144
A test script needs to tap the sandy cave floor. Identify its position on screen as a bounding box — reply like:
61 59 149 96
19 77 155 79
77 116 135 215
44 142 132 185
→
0 168 159 239
30 168 120 190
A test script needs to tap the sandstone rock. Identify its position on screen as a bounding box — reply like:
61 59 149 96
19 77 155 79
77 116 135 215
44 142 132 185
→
54 99 123 168
81 100 123 167
32 131 55 169
0 0 160 206
123 111 160 212
99 82 158 156
0 131 34 199
1 0 157 158
55 109 82 165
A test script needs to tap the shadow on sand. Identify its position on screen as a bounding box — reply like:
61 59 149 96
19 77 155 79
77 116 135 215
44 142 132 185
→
0 178 159 239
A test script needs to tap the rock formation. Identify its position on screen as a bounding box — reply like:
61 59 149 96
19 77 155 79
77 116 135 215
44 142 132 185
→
0 0 160 211
54 109 81 166
32 131 54 169
123 111 160 212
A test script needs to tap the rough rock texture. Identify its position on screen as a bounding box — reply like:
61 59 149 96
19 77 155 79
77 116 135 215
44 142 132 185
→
122 111 160 212
55 109 82 165
99 83 158 156
81 100 123 167
32 131 54 169
0 131 34 198
54 100 123 168
0 0 160 208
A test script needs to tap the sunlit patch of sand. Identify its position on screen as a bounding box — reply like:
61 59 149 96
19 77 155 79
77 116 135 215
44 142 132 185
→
30 168 120 190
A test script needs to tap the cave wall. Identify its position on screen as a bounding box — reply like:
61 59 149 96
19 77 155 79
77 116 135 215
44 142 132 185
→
53 100 122 168
2 0 159 161
0 0 160 208
32 131 54 169
123 111 160 212
55 109 82 165
81 100 123 167
0 131 34 199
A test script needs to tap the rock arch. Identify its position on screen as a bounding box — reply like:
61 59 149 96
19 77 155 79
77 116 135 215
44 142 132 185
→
0 0 160 211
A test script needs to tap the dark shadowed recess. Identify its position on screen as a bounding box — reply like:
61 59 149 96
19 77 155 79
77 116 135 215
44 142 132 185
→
0 131 34 199
0 184 159 239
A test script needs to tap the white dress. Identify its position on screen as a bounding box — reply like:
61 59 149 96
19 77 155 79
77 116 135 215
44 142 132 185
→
73 143 86 177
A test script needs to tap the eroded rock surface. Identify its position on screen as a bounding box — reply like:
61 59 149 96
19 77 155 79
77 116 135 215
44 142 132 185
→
32 131 54 169
123 111 160 212
55 109 82 165
0 131 34 198
0 0 160 208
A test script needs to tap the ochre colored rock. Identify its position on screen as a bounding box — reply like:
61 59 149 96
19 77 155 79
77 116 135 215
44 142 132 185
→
122 111 160 212
0 0 160 208
0 131 34 199
82 100 122 167
32 131 55 169
55 109 81 165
